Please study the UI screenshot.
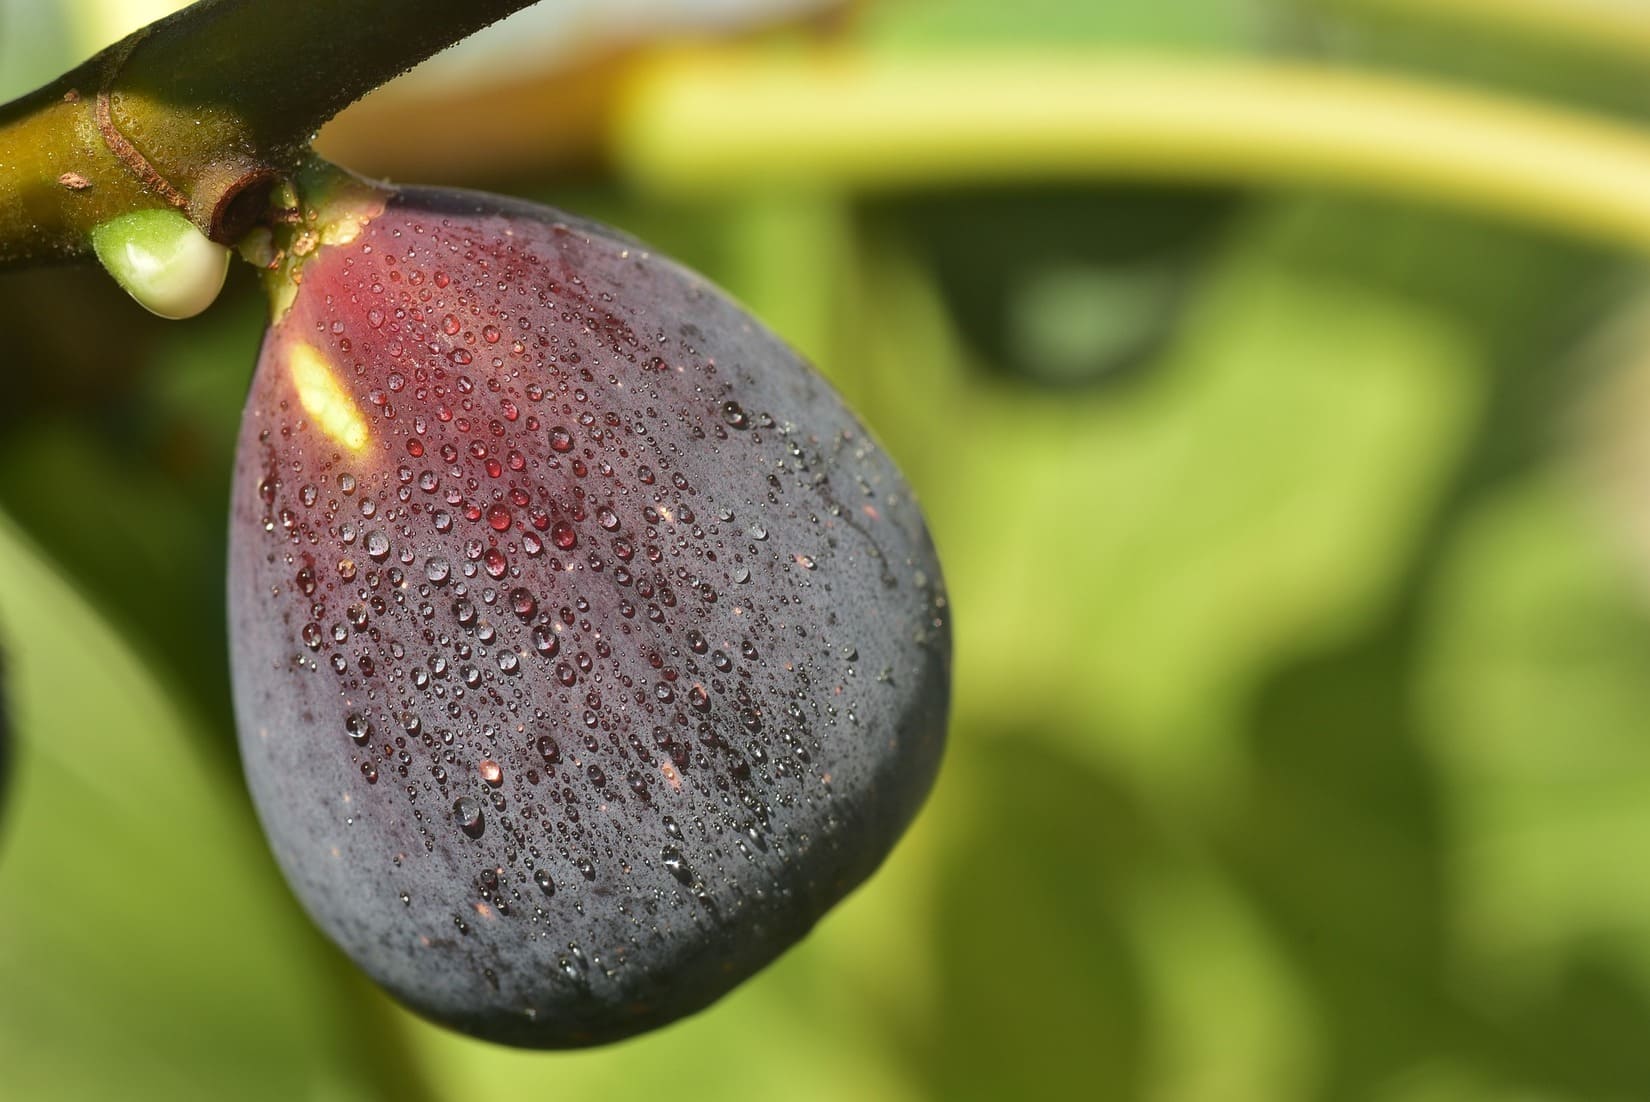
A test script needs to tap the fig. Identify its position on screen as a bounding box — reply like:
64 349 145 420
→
227 175 949 1047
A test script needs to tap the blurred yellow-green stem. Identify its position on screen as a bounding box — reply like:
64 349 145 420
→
1327 0 1650 62
615 50 1650 255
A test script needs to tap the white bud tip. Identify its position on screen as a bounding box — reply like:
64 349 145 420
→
91 209 231 320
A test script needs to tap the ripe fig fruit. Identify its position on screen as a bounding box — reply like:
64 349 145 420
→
228 175 950 1047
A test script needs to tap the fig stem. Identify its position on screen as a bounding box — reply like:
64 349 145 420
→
244 156 390 322
615 49 1650 255
0 0 536 268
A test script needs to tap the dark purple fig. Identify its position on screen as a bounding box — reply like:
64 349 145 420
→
228 179 949 1047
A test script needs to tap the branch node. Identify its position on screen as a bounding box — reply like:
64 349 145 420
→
94 30 189 211
201 164 280 245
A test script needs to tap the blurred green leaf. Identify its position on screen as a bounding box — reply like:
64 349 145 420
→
0 269 265 752
1422 475 1650 978
869 185 1241 390
912 734 1152 1101
845 202 1481 795
0 508 416 1101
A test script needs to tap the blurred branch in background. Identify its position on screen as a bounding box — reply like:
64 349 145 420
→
613 49 1650 254
315 0 844 180
1326 0 1650 63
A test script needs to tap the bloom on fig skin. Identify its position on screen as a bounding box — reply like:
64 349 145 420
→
228 182 950 1047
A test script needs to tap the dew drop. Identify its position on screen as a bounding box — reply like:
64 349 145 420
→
345 712 373 744
510 588 536 619
453 796 484 837
532 626 559 657
660 845 694 886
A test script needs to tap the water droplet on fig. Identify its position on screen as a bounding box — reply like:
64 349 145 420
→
453 797 484 837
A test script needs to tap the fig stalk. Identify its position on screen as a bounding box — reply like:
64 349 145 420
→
0 0 537 268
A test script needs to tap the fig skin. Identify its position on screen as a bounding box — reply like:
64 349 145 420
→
228 186 950 1048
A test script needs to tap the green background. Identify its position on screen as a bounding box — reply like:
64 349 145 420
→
7 1 1650 1099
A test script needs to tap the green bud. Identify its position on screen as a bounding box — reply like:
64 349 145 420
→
91 209 230 320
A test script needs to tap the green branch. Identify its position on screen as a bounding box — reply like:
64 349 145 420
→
615 50 1650 256
0 0 536 268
